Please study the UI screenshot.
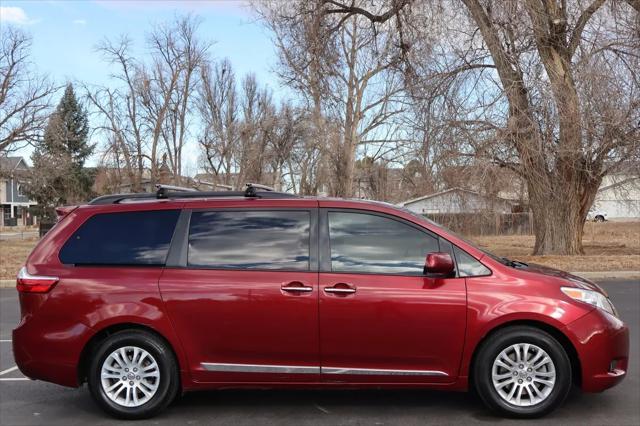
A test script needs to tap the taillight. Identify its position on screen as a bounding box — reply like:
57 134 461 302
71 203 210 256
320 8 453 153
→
16 267 59 293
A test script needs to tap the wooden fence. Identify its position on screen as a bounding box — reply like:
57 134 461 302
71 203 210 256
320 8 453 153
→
424 212 534 236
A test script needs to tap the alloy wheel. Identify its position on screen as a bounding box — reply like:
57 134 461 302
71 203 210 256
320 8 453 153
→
100 346 161 408
491 343 556 407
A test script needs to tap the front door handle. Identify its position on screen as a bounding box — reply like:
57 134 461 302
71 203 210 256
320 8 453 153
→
281 282 313 293
324 284 357 294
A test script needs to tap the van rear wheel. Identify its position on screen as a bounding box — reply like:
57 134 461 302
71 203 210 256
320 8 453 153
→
473 326 572 418
87 330 179 419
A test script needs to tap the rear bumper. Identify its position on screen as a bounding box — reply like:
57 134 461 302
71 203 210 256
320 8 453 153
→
12 316 92 388
564 308 629 392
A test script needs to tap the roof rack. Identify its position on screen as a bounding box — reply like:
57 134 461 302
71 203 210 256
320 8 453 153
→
155 184 197 192
88 183 299 205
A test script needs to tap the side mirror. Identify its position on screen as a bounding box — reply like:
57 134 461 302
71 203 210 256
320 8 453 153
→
424 252 455 278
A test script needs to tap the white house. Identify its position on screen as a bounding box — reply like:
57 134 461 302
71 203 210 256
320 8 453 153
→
398 187 515 215
0 156 38 227
594 173 640 219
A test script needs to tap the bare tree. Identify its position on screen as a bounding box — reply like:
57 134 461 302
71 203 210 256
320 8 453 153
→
257 0 406 197
88 36 147 191
0 27 57 154
236 74 273 185
197 59 239 187
151 16 209 183
323 0 640 255
267 102 308 191
89 15 209 188
197 58 309 191
454 0 639 254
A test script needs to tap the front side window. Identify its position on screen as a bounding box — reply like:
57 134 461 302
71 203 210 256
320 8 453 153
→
59 210 180 266
328 211 439 275
454 246 491 277
188 210 310 270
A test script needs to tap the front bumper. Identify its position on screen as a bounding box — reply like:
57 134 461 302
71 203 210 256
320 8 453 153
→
564 308 629 392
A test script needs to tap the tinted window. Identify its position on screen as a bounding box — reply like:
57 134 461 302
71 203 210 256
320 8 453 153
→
329 211 438 275
454 246 491 277
188 210 310 270
438 237 457 275
438 237 455 258
60 210 180 266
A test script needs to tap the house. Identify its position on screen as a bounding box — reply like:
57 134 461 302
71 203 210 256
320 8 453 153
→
594 171 640 219
436 162 639 219
399 187 515 215
0 156 38 227
440 163 526 203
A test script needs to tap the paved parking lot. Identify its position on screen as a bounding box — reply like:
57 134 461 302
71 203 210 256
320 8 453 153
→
1 280 638 425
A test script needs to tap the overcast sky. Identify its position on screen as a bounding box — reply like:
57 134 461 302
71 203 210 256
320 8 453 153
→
0 0 283 171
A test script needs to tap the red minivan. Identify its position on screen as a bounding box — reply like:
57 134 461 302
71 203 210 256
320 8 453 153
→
13 186 628 419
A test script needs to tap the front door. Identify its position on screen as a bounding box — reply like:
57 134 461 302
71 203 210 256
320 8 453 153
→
160 207 320 383
318 209 467 383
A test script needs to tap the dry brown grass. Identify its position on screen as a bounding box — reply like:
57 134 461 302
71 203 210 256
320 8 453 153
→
0 222 638 279
0 238 38 280
472 221 640 272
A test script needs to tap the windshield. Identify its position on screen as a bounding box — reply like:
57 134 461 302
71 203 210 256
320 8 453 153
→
397 206 511 266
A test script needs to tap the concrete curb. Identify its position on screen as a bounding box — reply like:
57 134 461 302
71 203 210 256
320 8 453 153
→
1 271 638 288
1 279 16 288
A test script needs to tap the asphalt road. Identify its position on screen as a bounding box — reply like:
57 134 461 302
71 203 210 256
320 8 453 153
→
0 280 638 425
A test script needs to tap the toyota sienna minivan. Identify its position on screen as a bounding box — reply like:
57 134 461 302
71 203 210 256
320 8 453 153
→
13 185 628 419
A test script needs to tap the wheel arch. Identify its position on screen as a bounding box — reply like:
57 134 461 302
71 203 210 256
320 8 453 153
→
468 320 582 390
77 322 182 388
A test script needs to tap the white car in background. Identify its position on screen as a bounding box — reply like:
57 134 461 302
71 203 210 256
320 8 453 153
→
587 209 608 222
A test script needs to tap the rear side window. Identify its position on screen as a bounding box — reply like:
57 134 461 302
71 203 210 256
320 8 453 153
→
188 210 310 270
59 210 180 266
328 211 439 275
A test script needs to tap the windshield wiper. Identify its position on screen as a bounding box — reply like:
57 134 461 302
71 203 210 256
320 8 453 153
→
502 257 529 268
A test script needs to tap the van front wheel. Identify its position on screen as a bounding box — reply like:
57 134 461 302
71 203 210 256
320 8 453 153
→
473 326 572 418
87 330 179 419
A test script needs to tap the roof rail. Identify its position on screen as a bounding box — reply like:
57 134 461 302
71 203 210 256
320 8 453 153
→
88 183 299 205
155 184 197 192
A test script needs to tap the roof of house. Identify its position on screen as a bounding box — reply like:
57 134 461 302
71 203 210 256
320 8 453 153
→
0 156 26 173
398 187 514 207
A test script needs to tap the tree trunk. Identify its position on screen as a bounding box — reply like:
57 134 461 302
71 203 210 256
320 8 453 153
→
332 142 354 197
530 192 584 255
528 172 602 255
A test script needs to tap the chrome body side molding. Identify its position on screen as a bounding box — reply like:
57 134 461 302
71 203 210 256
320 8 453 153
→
201 363 448 377
321 367 448 376
201 363 320 374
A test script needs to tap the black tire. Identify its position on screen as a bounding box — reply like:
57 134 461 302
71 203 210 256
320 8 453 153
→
87 330 179 419
473 326 572 418
595 215 605 223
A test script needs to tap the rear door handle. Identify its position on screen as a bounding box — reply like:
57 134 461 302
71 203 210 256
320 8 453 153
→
281 282 313 293
324 284 356 294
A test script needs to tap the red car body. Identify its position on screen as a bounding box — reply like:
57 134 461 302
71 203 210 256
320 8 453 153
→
13 197 628 396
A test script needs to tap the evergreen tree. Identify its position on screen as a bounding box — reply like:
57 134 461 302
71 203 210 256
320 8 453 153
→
28 84 94 213
43 83 92 163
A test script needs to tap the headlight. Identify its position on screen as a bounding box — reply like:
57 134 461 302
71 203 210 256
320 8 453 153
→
561 287 617 316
